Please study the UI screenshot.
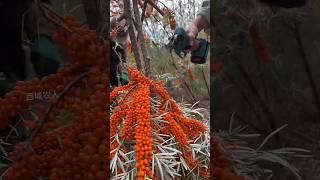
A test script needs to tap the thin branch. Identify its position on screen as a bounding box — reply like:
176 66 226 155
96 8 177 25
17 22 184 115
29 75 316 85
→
40 2 73 33
20 72 88 155
5 118 23 141
293 24 320 120
141 0 149 23
148 0 165 16
201 66 210 97
222 71 269 134
236 63 280 143
170 54 197 103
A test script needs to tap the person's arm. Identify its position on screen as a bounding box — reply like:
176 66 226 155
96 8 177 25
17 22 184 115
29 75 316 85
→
186 0 210 51
187 15 209 41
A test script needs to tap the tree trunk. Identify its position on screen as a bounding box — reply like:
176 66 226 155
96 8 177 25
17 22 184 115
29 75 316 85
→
132 0 151 76
123 0 143 71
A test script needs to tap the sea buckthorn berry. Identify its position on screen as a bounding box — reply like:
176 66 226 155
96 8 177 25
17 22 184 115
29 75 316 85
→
110 67 209 179
4 16 108 180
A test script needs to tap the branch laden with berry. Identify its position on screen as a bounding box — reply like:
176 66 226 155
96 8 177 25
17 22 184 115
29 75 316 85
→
110 67 210 180
1 16 108 179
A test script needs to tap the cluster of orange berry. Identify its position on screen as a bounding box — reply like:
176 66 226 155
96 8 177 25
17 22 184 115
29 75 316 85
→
212 137 245 180
162 8 176 30
54 16 108 69
133 84 153 179
153 81 209 177
3 16 108 179
0 55 80 128
110 67 209 179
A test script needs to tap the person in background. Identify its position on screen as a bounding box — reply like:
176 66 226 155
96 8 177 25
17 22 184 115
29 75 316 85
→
110 10 130 87
110 16 129 63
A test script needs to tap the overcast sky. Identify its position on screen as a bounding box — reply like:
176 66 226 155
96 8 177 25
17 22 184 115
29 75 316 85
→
110 0 203 43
